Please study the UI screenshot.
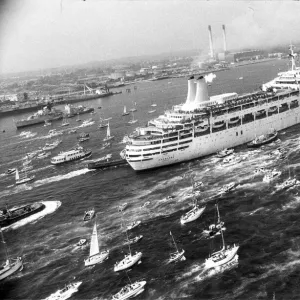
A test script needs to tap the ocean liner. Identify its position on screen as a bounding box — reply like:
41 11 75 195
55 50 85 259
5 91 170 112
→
125 74 300 171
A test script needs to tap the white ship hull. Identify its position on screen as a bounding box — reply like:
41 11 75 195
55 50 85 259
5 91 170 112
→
0 258 23 281
127 106 300 171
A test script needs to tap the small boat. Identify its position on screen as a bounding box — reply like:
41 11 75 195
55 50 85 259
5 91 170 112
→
219 182 235 194
78 137 90 143
140 201 150 209
44 120 51 127
166 195 175 200
20 165 33 173
6 168 16 175
281 178 298 189
98 106 102 109
0 227 23 281
42 139 62 151
124 235 143 246
48 129 63 138
128 112 138 125
84 221 109 266
61 117 70 127
127 221 141 231
180 201 206 225
151 103 157 107
103 122 114 142
76 239 87 247
216 148 234 158
83 208 95 222
247 130 278 148
68 129 77 134
101 142 111 150
37 152 51 159
44 282 82 300
122 106 130 116
111 280 146 300
222 155 241 165
202 203 226 239
148 109 156 114
118 203 128 212
15 168 35 185
263 169 281 182
168 231 186 263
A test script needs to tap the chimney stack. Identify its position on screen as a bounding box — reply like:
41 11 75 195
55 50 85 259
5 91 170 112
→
208 25 214 59
222 24 227 52
186 76 197 104
194 76 209 104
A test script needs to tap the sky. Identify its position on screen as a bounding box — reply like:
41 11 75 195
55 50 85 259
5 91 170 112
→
0 0 300 74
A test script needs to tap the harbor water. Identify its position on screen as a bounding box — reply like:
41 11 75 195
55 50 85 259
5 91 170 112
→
1 59 300 299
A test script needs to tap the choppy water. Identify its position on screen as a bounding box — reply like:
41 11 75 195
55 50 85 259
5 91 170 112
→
1 60 299 300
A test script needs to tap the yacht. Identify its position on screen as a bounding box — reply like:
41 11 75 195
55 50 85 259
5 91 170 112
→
51 146 91 165
111 280 146 300
124 75 300 171
103 122 114 142
180 196 206 224
219 182 235 194
114 251 142 272
44 282 82 300
247 130 278 148
168 231 185 263
83 208 95 221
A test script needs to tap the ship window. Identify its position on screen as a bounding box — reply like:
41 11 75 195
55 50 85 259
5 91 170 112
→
241 130 243 135
236 132 238 136
179 140 192 145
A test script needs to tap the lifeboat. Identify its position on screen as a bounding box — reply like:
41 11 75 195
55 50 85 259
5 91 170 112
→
212 121 225 129
228 117 240 124
268 106 278 113
255 110 265 117
196 125 209 132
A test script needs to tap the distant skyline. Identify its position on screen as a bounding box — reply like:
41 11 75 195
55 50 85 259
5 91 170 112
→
1 0 300 74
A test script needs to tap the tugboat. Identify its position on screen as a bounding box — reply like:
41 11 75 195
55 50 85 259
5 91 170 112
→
0 227 23 281
0 202 45 227
247 130 278 148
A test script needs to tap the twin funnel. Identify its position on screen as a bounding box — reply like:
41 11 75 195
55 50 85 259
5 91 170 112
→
185 76 209 106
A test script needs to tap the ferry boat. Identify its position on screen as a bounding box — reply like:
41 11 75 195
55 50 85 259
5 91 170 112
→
51 146 91 165
124 74 300 171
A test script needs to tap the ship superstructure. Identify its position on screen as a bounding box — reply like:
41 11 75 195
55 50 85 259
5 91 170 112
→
263 45 300 91
125 75 300 171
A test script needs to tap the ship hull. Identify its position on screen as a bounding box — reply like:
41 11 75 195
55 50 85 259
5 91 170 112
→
0 203 45 227
15 115 63 128
87 159 128 170
127 106 300 171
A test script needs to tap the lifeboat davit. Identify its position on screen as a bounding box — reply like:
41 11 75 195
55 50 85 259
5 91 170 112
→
212 121 225 129
228 117 240 124
268 106 277 113
255 110 265 117
196 125 209 132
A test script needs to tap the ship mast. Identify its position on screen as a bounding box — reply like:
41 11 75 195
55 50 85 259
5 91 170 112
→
216 203 221 223
0 226 9 262
170 231 179 253
290 44 296 72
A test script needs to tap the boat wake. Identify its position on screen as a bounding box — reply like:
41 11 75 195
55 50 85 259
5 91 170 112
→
3 200 61 231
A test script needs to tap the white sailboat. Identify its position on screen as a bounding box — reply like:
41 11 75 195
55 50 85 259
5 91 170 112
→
15 168 35 185
180 195 206 225
84 221 109 267
204 225 239 270
103 122 115 142
128 112 138 125
61 116 70 127
0 226 23 281
122 106 130 116
114 226 142 272
168 231 185 263
129 101 137 112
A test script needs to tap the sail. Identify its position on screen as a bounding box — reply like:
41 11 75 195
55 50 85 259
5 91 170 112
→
107 122 110 138
15 169 19 181
89 223 99 257
123 106 126 114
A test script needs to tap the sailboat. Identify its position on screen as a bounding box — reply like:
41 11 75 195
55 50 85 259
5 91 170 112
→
128 112 138 125
84 221 109 267
204 225 239 270
129 101 137 112
61 116 70 127
168 231 185 263
111 271 146 300
281 159 298 188
202 203 226 239
122 106 130 116
114 225 142 272
103 122 114 142
180 195 206 225
148 108 156 114
0 226 23 281
15 168 35 185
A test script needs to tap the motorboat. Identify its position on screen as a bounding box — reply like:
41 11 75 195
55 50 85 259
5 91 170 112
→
44 282 82 300
127 221 141 231
168 231 186 263
128 112 138 125
84 222 109 267
216 148 234 158
263 169 281 182
68 129 77 134
76 239 87 247
111 280 146 300
0 227 23 281
247 130 278 148
114 251 142 272
118 203 128 212
15 169 35 185
6 168 16 175
124 235 143 246
20 165 33 173
219 182 235 194
166 195 175 200
281 177 298 189
37 152 51 159
140 201 150 209
42 139 62 151
83 208 95 222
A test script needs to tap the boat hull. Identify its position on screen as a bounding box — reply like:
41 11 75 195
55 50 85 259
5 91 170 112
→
0 258 23 281
127 106 300 171
114 252 142 272
205 245 239 269
84 251 109 267
15 115 63 129
51 150 92 165
87 159 128 170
